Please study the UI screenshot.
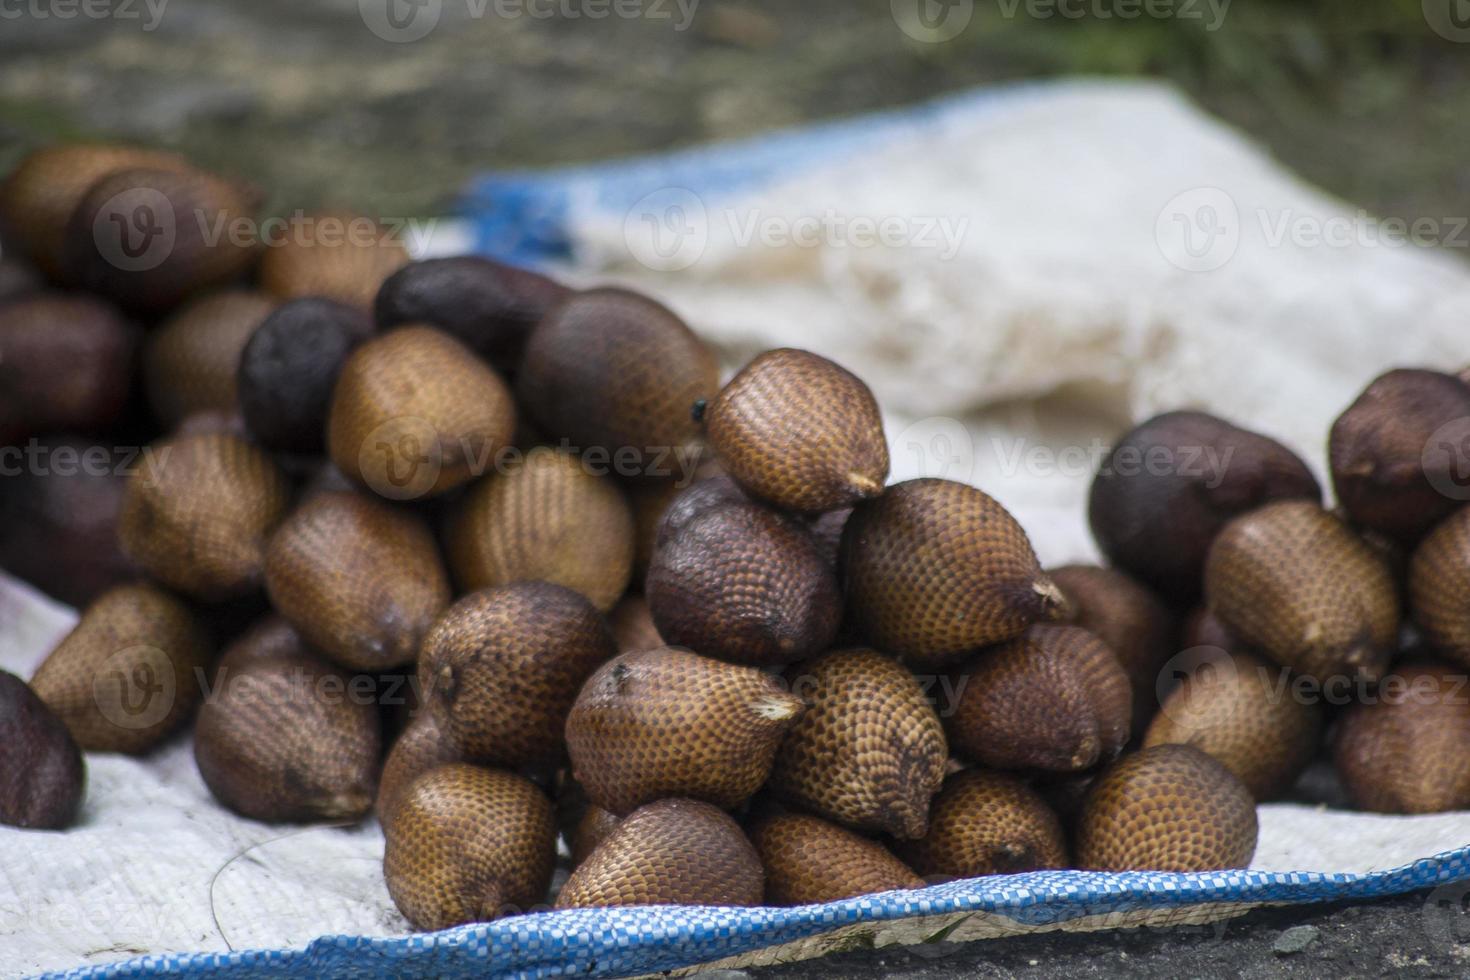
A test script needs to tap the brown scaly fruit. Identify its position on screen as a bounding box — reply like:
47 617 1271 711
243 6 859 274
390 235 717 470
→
194 617 381 823
376 711 464 823
1088 411 1321 603
625 463 725 587
383 764 557 929
768 648 947 839
143 290 277 428
0 671 85 829
1330 369 1470 544
555 798 763 909
258 212 409 311
118 432 291 601
565 646 804 814
946 625 1132 773
1205 501 1398 685
1408 506 1470 670
517 287 718 477
646 501 841 666
841 479 1062 668
1333 660 1470 814
265 491 451 672
1075 744 1258 872
752 812 923 905
607 595 665 653
706 348 889 513
30 583 211 754
419 582 616 768
1144 650 1322 800
445 447 634 612
651 471 748 552
571 805 623 868
900 769 1068 880
1049 564 1176 735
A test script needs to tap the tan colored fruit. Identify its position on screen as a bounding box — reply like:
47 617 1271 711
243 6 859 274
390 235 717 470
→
769 648 947 839
1408 507 1470 670
383 764 556 929
376 711 464 823
1144 650 1322 800
571 805 623 868
565 647 804 814
445 447 634 611
555 798 763 909
1205 501 1398 684
31 583 211 754
143 290 276 427
1076 744 1258 872
118 433 291 601
0 670 85 830
419 582 616 767
264 491 451 672
1333 660 1470 814
328 326 516 500
258 212 409 311
194 617 381 822
752 813 923 905
608 595 665 653
947 624 1131 773
706 348 889 513
900 770 1068 879
842 479 1063 668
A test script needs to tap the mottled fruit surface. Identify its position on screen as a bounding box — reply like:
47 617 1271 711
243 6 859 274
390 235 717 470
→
1408 506 1470 670
0 671 85 829
901 769 1068 880
752 812 923 905
376 711 463 824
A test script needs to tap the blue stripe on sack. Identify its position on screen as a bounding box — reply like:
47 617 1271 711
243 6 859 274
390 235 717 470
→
43 846 1470 980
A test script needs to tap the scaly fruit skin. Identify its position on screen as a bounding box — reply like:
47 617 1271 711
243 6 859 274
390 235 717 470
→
31 583 212 754
653 472 749 553
194 618 381 823
947 625 1132 773
841 479 1062 668
264 491 451 672
1330 369 1470 544
1204 501 1398 685
445 447 634 612
419 582 617 767
1088 411 1321 603
383 764 557 930
706 348 889 514
376 711 463 823
555 798 763 909
1333 661 1470 814
1076 744 1258 872
258 212 409 311
769 648 947 840
0 671 85 830
517 288 718 476
752 813 923 905
1408 507 1470 670
900 769 1068 879
646 502 841 666
565 647 804 814
1144 650 1322 801
570 805 622 868
144 291 277 428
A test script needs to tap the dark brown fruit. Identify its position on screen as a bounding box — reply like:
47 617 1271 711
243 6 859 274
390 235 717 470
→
328 326 517 500
555 798 763 909
264 491 451 672
565 646 804 814
194 617 381 823
383 764 556 929
1408 506 1470 670
376 711 464 823
652 471 749 552
841 479 1062 668
0 256 41 300
143 290 276 428
900 769 1068 879
707 348 889 513
1049 564 1176 735
1333 660 1470 814
627 461 726 586
118 432 291 601
419 582 616 767
571 805 623 868
647 502 841 666
752 813 923 905
1330 369 1470 544
1089 411 1321 603
806 507 853 570
608 594 665 653
30 583 212 753
375 256 571 371
1144 650 1322 800
445 447 633 611
947 624 1132 773
1205 501 1398 685
517 287 718 476
769 648 947 839
258 212 409 311
0 670 85 829
236 297 373 453
1075 744 1258 872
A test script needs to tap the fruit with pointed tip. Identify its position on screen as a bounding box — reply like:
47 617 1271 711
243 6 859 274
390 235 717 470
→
900 769 1068 879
